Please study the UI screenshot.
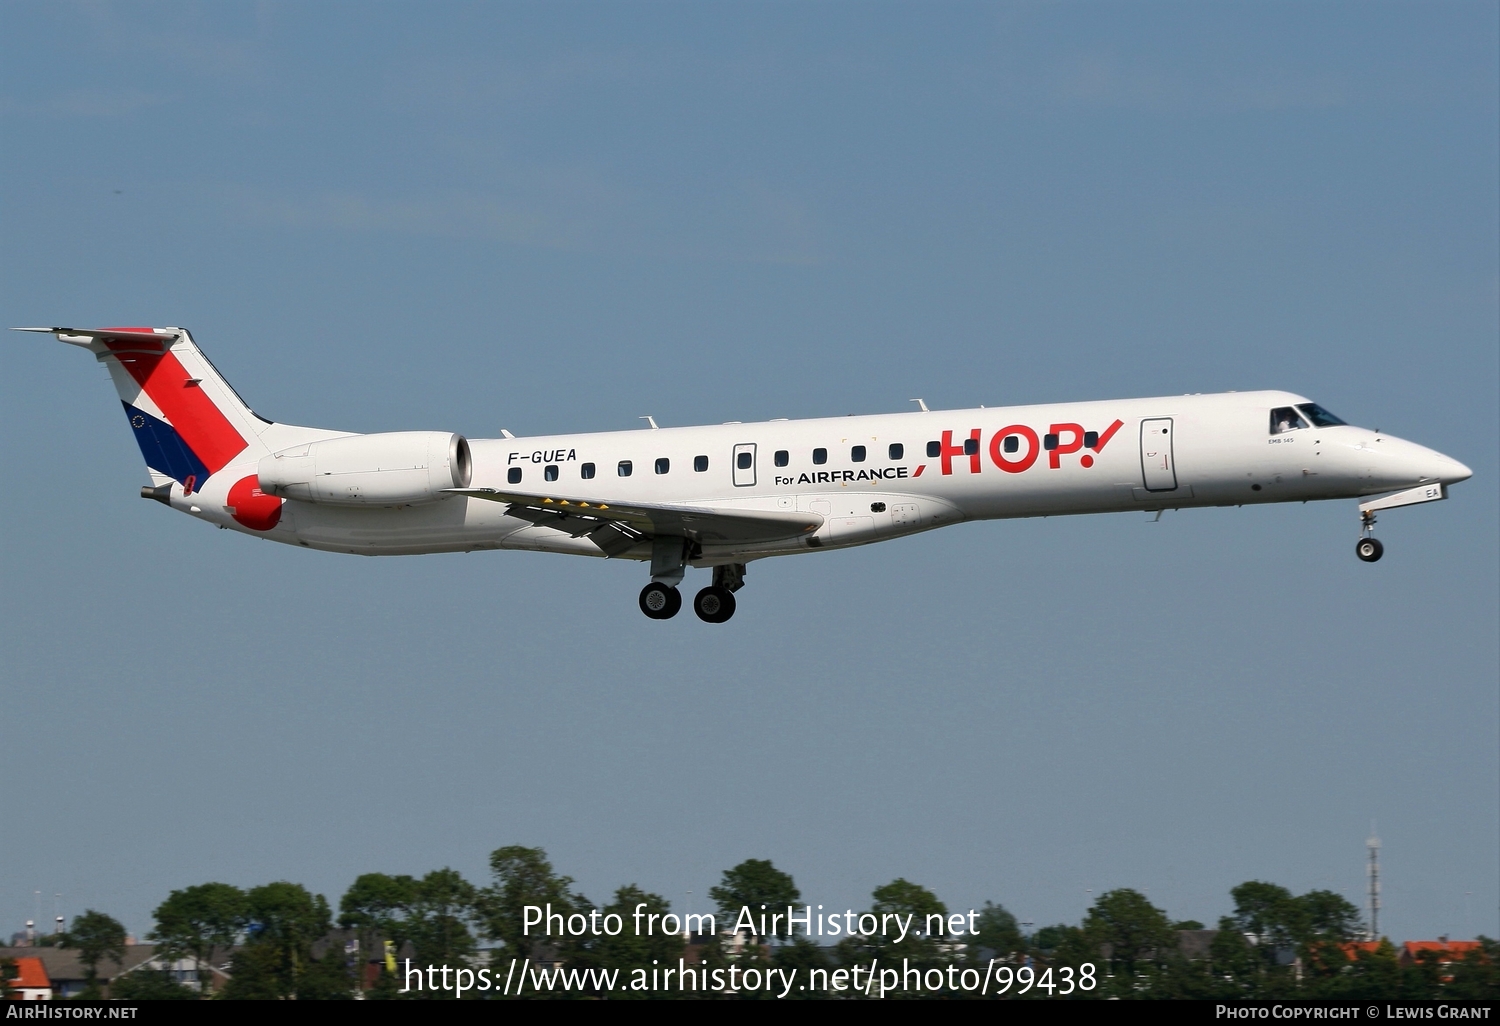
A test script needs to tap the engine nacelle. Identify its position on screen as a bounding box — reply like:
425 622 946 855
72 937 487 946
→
258 431 472 506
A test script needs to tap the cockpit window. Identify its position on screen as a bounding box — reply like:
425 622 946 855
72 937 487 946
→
1270 407 1309 434
1297 403 1346 428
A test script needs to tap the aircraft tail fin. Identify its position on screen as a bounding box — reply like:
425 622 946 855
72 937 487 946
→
16 325 273 495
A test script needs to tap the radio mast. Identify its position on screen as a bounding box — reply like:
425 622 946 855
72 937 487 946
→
1366 825 1381 941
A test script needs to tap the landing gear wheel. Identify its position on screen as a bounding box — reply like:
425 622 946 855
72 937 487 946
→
639 582 682 619
1356 537 1384 563
693 585 737 623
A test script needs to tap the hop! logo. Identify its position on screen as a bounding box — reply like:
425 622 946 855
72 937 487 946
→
934 419 1125 475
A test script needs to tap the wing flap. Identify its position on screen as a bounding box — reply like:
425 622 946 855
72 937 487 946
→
448 487 821 547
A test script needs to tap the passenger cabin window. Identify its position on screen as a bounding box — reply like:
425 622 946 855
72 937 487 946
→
1003 435 1020 454
508 467 523 484
1270 407 1309 434
655 458 670 475
694 455 708 472
544 464 559 482
888 443 903 460
1043 434 1058 450
963 437 979 456
1298 403 1346 428
618 460 633 477
851 445 866 462
1083 431 1099 448
736 452 753 470
581 463 596 480
926 440 941 458
774 450 789 467
813 448 828 465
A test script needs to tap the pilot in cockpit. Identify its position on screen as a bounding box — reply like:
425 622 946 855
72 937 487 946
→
1270 407 1304 434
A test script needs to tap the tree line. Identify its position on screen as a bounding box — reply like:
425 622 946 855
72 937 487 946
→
5 846 1494 999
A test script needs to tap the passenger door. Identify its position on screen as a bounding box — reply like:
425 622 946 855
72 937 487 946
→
732 443 757 487
1139 418 1177 492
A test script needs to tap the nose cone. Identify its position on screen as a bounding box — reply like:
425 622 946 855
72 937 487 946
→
1396 439 1471 486
1360 434 1472 490
1433 452 1472 485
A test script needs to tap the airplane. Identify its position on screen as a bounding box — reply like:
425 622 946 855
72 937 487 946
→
22 325 1473 623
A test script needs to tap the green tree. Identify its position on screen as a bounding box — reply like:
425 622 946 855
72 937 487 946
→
709 859 800 941
0 958 17 1000
973 901 1023 960
1031 924 1073 954
571 885 686 999
109 968 197 1000
62 910 127 996
1444 937 1500 999
477 846 584 963
1209 918 1269 998
338 872 418 996
1083 889 1175 977
1324 939 1401 999
1226 881 1298 962
1293 890 1363 946
296 944 356 1000
220 942 284 1000
406 869 479 966
773 939 831 1001
149 882 246 996
235 882 333 999
339 873 418 933
1403 949 1440 998
835 878 953 995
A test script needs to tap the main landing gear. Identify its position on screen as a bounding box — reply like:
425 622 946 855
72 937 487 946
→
639 581 682 619
1356 510 1383 563
637 560 746 623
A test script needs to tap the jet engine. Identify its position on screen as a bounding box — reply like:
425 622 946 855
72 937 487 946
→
257 431 472 506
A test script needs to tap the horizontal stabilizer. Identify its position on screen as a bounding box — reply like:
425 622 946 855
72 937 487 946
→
13 326 181 346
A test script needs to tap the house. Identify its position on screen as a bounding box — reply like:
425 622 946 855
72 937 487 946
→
0 944 158 998
7 957 52 1000
125 949 235 993
1177 930 1220 960
1399 939 1484 976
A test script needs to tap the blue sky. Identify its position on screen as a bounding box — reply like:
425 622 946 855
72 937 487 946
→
2 1 1496 944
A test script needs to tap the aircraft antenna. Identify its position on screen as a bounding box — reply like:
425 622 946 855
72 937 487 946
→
1366 823 1381 941
909 398 929 412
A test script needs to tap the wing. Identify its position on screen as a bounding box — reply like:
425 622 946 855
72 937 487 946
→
447 487 821 556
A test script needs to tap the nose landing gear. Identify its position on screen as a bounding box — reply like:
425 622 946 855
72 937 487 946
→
1356 510 1383 563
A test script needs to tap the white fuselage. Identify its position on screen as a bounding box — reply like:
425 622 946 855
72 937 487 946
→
169 389 1471 565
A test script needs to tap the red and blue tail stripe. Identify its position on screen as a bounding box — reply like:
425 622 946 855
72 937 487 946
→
122 401 213 495
102 331 249 493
